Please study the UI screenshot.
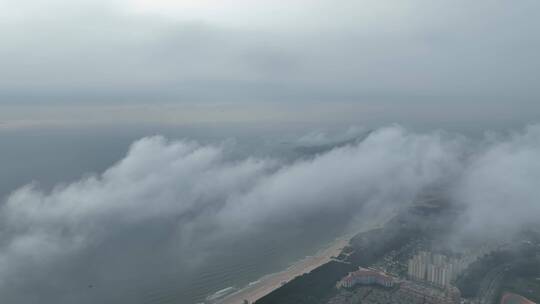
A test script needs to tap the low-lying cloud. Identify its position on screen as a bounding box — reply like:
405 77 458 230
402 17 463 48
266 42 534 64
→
453 125 540 240
2 0 540 104
0 125 539 303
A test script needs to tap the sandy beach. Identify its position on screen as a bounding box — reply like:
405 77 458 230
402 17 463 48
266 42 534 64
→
216 236 350 304
214 212 395 304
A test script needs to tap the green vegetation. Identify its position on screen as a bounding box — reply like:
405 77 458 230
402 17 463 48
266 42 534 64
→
254 208 459 304
499 258 540 303
254 261 355 304
347 226 419 268
455 250 513 298
255 222 422 304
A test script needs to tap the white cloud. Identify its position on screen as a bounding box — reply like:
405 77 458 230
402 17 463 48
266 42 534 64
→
454 125 540 240
1 124 539 302
2 0 540 103
0 125 464 302
123 0 413 31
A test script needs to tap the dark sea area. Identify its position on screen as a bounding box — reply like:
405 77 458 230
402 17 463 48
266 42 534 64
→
0 124 348 304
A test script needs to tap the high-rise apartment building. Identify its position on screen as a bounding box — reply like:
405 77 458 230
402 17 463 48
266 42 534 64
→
407 251 462 287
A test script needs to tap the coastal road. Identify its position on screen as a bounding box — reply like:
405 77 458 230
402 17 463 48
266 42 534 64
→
476 263 510 304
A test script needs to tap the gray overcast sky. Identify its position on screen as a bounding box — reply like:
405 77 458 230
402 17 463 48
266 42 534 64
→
2 3 540 303
1 0 540 126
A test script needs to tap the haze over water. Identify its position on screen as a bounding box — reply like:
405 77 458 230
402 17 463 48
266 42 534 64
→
2 1 540 303
0 125 351 304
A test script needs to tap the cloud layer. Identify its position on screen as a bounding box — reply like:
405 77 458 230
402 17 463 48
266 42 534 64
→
0 125 539 303
2 0 540 103
453 125 540 240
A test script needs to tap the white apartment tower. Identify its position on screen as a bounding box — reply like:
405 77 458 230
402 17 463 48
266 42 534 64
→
407 251 455 287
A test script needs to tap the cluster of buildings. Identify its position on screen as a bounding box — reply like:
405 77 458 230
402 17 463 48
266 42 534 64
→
407 246 498 288
338 267 394 288
336 266 460 304
398 281 461 304
407 251 469 287
335 247 501 304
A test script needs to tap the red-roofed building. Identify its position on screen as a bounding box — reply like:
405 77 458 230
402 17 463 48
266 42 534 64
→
500 292 537 304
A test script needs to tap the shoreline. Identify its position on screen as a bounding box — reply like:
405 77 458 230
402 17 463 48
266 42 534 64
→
213 212 395 304
214 236 351 304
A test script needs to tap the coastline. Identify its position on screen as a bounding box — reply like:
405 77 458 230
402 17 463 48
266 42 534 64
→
215 236 350 304
213 211 396 304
